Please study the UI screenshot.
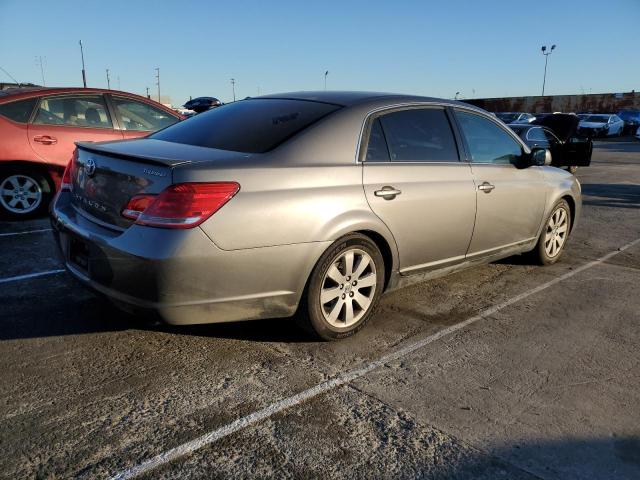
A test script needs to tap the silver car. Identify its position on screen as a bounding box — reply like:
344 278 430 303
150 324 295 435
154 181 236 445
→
51 92 581 340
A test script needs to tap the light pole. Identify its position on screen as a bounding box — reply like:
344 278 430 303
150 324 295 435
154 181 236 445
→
540 44 556 96
454 91 460 100
79 40 87 87
146 87 150 99
324 70 329 90
231 78 236 101
106 69 110 89
155 68 160 102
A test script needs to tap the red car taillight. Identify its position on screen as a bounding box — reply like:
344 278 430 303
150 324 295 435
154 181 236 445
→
60 151 77 191
122 182 240 228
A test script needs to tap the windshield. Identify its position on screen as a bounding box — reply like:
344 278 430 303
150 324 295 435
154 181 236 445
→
495 113 519 123
583 115 609 123
151 98 341 153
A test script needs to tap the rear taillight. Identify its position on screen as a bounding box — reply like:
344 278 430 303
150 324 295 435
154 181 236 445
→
121 194 156 220
60 151 77 191
122 182 240 229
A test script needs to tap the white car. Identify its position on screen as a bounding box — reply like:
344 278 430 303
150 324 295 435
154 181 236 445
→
578 114 625 137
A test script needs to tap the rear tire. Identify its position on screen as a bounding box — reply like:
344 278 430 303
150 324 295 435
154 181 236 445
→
296 233 385 340
529 199 572 265
0 167 52 219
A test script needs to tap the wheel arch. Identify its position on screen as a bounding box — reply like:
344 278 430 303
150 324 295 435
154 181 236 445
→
0 160 61 193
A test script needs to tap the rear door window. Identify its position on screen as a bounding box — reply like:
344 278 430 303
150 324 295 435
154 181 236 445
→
151 98 341 153
112 97 177 132
0 98 38 123
34 95 113 128
525 127 547 142
376 107 459 162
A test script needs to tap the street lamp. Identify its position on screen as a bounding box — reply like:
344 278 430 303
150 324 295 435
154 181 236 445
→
231 78 236 101
540 44 556 96
324 70 329 90
455 91 460 100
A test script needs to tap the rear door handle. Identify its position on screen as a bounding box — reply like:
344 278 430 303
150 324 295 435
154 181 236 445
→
33 135 58 145
374 186 402 200
478 182 495 193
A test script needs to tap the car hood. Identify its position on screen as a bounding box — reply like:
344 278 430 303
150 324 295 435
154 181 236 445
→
579 121 607 128
533 114 579 142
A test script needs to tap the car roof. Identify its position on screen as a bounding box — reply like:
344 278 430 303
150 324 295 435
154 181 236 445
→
0 87 155 102
255 90 472 109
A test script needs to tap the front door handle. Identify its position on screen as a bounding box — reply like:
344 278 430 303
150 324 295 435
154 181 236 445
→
374 186 402 200
478 182 495 193
33 135 58 145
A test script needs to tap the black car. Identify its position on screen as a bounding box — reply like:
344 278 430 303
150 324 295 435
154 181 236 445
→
617 110 640 134
183 96 222 114
509 114 592 174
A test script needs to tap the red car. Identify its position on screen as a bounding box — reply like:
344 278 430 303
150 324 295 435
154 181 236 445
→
0 87 184 218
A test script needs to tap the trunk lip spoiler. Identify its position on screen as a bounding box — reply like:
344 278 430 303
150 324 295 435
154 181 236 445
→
74 141 189 167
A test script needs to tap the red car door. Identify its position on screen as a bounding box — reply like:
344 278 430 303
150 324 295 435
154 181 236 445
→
28 94 123 168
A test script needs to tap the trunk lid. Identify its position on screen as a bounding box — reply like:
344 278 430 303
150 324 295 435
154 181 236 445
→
532 113 580 142
71 139 253 230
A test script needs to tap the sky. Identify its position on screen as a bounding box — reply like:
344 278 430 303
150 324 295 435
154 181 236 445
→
1 0 639 106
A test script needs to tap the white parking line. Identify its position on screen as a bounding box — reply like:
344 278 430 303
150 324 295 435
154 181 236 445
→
111 237 640 480
0 228 52 237
0 269 65 284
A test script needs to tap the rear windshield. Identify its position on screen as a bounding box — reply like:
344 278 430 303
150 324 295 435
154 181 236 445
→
0 98 38 123
495 113 519 123
151 98 342 153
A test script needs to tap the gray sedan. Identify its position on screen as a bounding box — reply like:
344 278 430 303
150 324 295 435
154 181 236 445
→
51 92 581 340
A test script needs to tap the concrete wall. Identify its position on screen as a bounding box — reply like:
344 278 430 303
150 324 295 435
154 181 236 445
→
464 91 640 114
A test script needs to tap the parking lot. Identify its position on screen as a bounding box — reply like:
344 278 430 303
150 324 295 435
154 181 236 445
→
1 139 639 479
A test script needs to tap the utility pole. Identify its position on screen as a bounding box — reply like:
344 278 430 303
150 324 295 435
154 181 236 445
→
79 40 87 87
540 44 556 96
146 87 150 99
106 69 110 89
117 76 121 90
155 68 160 102
231 78 236 101
35 56 46 86
324 70 329 90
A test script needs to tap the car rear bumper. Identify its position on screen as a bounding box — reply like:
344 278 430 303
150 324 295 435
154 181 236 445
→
51 191 328 325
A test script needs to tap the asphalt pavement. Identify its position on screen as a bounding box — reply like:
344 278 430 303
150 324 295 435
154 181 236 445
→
1 139 639 479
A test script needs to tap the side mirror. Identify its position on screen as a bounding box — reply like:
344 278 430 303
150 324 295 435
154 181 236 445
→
533 148 552 166
518 148 551 168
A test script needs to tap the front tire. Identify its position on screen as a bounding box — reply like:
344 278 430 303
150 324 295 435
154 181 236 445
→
530 199 572 265
297 233 385 340
0 168 52 219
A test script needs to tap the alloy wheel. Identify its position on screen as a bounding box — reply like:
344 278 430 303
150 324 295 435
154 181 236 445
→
320 248 377 328
544 206 568 258
0 174 43 214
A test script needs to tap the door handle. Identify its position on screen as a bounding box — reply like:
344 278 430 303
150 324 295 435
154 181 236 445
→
478 182 495 193
33 135 58 145
374 186 402 200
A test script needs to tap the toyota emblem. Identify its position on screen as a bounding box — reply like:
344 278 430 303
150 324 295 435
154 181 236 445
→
85 157 97 177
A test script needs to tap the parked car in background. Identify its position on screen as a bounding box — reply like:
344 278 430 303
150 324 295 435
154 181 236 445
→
509 113 592 174
0 87 184 218
577 114 624 137
617 110 640 134
183 96 223 114
51 91 581 340
495 112 535 124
